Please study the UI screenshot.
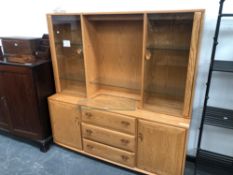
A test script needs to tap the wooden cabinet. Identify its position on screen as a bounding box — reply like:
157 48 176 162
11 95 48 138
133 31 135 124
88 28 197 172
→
137 120 186 175
47 10 204 174
48 100 82 150
0 60 55 151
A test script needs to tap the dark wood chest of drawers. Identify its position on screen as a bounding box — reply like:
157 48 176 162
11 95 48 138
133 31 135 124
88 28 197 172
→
0 60 55 151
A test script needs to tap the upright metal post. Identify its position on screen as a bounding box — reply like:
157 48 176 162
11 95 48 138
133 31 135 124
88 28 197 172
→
195 0 225 173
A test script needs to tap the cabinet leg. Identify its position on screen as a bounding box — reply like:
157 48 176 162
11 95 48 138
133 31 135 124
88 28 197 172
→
40 142 50 152
39 136 52 153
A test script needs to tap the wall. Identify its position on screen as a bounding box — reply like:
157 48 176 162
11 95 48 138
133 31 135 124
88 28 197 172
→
0 0 233 157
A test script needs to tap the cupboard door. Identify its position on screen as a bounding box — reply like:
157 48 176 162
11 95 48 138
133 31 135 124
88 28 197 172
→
137 120 186 175
0 72 11 130
1 71 42 138
48 100 82 150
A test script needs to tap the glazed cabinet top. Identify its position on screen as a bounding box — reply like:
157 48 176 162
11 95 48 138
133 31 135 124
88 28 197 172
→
47 10 204 123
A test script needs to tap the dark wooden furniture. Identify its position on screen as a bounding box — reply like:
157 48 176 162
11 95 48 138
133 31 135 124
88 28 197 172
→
0 60 55 152
0 46 3 61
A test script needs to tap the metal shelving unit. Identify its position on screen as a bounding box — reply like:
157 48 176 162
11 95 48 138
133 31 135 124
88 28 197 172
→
196 0 233 174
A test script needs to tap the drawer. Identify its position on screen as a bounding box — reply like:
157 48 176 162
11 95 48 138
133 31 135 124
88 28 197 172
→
82 123 135 152
2 38 39 55
83 139 135 167
82 108 136 134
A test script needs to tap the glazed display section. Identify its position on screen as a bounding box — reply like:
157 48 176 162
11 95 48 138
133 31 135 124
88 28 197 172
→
47 10 204 175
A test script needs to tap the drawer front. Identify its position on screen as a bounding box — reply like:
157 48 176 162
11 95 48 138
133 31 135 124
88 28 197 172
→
83 139 135 167
82 108 136 134
82 123 135 152
2 39 38 55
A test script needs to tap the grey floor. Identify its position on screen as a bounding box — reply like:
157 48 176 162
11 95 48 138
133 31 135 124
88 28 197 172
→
0 133 207 175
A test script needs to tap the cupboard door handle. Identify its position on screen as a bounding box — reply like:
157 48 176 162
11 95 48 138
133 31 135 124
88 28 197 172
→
121 155 129 161
86 129 93 135
86 145 94 149
77 48 82 55
145 49 151 60
120 139 129 145
85 112 92 118
121 121 130 126
138 133 143 142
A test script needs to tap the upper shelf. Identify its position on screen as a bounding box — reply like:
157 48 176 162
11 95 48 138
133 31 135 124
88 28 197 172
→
55 41 83 47
213 60 233 73
204 106 233 129
147 45 189 51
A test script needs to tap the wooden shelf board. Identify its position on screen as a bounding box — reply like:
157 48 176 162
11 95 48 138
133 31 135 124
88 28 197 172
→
147 45 190 51
55 42 83 47
144 93 183 117
86 14 143 21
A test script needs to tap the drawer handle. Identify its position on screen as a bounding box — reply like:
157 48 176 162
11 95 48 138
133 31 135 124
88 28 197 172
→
120 139 129 145
86 129 93 135
121 155 129 161
86 144 94 149
14 43 18 47
121 121 130 126
85 112 92 118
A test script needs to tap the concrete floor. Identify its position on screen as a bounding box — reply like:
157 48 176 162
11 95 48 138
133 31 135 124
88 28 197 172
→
0 133 209 175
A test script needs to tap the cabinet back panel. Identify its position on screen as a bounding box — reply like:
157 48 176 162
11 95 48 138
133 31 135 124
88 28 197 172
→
147 14 193 49
92 20 143 91
147 50 189 98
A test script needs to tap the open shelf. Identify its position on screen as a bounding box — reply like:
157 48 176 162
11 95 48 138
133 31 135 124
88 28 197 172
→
213 60 233 73
83 14 143 100
197 149 233 172
143 13 194 116
52 15 86 97
204 106 233 129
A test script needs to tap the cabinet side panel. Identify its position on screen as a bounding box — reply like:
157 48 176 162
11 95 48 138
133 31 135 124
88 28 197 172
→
33 62 55 138
81 15 99 97
183 12 202 117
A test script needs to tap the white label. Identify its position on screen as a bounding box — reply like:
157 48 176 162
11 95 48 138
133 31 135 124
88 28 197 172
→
62 40 71 47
